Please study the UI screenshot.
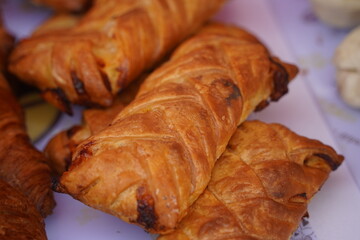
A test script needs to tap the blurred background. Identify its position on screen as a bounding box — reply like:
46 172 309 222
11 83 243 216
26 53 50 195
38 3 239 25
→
270 0 360 189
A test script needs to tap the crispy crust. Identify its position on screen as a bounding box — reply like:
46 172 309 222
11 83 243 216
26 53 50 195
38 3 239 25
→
0 21 55 217
0 179 47 240
44 75 144 177
58 23 298 234
159 120 344 240
9 0 226 113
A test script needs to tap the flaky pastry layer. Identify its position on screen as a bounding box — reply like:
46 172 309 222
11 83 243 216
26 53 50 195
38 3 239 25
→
9 0 226 113
159 120 344 240
0 179 47 240
0 21 55 217
58 23 298 234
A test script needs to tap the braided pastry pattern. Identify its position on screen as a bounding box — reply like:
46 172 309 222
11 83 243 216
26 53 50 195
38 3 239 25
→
59 23 298 233
159 120 344 240
9 0 226 113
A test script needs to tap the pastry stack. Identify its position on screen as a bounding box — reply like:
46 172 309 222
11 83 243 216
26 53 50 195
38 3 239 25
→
1 0 344 239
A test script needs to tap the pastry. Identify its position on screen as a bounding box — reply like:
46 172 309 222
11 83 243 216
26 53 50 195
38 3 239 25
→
31 0 91 13
44 95 127 176
58 23 298 234
333 25 360 108
0 20 55 217
9 0 226 114
0 179 47 240
44 75 143 177
159 120 344 240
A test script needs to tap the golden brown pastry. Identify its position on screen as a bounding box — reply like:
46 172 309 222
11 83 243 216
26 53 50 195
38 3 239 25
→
31 0 91 13
44 75 143 176
57 23 298 234
9 0 226 114
44 98 126 177
159 120 344 240
0 21 55 217
0 179 47 240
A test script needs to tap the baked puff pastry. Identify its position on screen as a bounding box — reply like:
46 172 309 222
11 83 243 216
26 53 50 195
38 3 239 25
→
44 75 143 177
0 22 55 217
9 0 226 114
43 101 124 177
0 179 47 240
159 120 344 240
57 23 298 234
